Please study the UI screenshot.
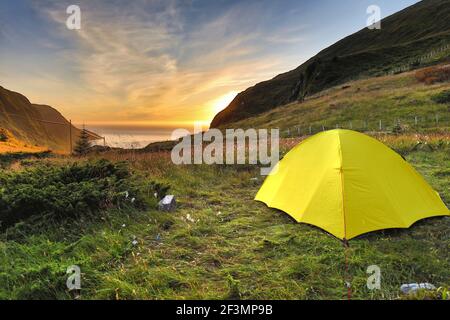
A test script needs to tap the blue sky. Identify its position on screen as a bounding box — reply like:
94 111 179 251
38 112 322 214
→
0 0 420 125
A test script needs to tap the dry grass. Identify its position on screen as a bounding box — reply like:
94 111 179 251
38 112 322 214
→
0 128 45 153
0 144 45 153
415 65 450 85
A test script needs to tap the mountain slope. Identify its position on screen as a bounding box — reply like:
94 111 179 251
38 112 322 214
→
221 65 450 133
211 0 450 127
0 86 100 152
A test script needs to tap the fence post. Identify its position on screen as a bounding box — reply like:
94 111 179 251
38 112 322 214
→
379 120 382 131
309 125 312 134
415 116 418 126
69 119 72 154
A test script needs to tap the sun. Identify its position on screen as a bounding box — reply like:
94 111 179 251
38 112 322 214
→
211 91 239 115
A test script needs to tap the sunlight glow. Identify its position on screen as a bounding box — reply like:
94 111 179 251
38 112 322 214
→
211 91 239 115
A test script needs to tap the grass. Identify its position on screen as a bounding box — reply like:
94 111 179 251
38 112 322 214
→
0 134 448 300
0 129 47 155
224 68 450 134
1 63 449 300
0 151 53 168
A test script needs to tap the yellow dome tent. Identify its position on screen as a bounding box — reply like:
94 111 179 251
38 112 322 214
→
255 129 449 240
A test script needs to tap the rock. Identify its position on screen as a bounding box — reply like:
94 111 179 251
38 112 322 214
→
158 195 176 212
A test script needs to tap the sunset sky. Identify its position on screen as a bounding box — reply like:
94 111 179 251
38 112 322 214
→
0 0 419 127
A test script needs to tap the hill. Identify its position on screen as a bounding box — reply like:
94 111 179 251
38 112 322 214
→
0 86 101 153
220 65 450 134
211 0 450 127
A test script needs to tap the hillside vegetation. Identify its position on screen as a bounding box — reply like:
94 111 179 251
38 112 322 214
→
211 0 450 127
0 86 101 153
220 65 450 134
0 128 46 154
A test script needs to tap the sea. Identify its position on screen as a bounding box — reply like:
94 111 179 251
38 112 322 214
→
84 124 195 149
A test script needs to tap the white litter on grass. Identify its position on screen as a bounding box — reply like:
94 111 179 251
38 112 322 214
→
186 214 195 223
158 195 176 212
132 240 138 246
400 283 436 294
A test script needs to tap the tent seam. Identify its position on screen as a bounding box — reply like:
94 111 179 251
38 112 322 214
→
337 131 347 240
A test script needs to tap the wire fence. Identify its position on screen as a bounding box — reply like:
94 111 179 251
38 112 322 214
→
279 114 450 138
2 110 449 150
312 43 450 87
0 111 105 153
385 43 450 76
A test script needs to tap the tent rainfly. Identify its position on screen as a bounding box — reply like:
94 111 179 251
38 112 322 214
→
255 129 449 240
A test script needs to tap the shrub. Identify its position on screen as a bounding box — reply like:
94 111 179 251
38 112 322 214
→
0 159 152 229
0 130 8 142
0 151 52 168
415 65 450 85
226 274 241 300
149 181 170 200
431 90 450 104
73 128 91 156
392 121 405 135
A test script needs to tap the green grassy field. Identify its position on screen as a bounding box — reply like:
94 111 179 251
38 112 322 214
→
1 65 449 300
0 136 448 300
